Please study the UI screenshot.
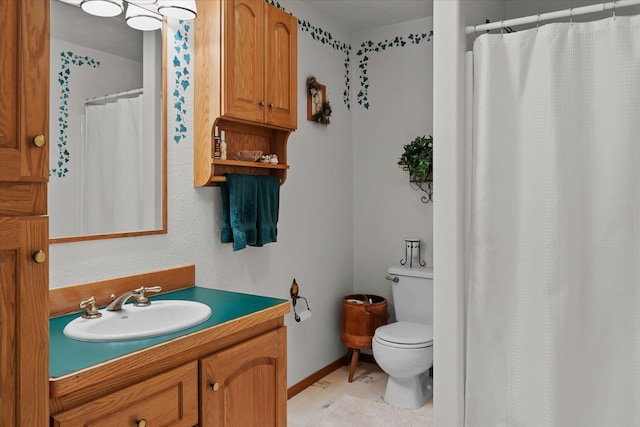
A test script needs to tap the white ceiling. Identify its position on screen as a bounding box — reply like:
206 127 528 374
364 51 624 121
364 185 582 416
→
300 0 434 31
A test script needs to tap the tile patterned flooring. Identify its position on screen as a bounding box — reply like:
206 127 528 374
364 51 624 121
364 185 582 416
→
287 361 434 426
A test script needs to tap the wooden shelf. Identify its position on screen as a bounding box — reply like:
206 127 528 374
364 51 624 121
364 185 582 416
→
212 159 289 170
194 0 297 187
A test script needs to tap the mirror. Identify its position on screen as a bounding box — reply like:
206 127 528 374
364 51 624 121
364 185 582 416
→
49 0 167 243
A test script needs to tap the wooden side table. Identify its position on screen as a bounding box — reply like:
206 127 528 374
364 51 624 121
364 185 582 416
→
339 294 389 382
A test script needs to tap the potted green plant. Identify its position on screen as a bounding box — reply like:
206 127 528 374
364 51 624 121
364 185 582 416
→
398 135 433 185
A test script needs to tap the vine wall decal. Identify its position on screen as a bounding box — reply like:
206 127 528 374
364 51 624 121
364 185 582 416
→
266 0 352 110
52 51 100 178
172 20 191 144
356 31 433 109
265 0 432 111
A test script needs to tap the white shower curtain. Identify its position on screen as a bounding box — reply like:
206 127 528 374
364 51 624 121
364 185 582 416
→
466 16 640 427
83 95 149 235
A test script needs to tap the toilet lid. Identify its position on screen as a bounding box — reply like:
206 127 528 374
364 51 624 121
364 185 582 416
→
374 322 433 347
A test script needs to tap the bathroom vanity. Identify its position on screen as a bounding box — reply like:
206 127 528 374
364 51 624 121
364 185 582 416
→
48 265 289 427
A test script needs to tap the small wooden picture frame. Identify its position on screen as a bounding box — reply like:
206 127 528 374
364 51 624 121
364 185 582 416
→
307 82 326 122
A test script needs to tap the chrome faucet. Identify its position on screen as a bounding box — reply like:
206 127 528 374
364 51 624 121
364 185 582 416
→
106 286 162 311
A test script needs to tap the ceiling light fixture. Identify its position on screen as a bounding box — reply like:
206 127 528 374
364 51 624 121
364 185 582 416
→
80 0 124 17
157 0 197 20
69 0 196 28
125 3 162 31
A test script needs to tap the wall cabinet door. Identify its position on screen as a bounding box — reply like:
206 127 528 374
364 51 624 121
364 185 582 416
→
0 216 49 426
0 0 49 182
263 4 297 130
200 327 287 427
224 0 297 130
225 0 265 124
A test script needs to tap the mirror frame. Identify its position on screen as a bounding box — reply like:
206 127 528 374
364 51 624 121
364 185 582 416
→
49 20 168 245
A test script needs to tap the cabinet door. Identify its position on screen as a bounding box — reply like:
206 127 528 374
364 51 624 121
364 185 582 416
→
264 4 298 130
51 362 199 427
0 216 49 426
0 0 49 182
200 327 287 427
224 0 265 124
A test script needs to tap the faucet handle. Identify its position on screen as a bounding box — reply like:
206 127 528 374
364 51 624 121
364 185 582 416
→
133 286 162 307
79 296 102 319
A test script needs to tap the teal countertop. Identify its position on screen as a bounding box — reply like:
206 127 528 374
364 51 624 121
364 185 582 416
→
50 287 287 378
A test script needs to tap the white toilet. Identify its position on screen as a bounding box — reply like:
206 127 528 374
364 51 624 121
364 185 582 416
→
372 265 434 409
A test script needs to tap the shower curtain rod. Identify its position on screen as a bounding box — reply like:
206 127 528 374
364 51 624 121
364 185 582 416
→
84 88 143 105
465 0 640 35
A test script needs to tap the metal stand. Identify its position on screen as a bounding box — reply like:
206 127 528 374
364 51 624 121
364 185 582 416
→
400 239 426 268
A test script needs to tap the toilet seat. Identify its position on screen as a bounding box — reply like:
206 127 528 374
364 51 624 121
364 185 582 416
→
374 322 433 349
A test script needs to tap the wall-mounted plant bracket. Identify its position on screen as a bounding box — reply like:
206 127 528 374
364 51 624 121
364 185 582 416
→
410 179 432 203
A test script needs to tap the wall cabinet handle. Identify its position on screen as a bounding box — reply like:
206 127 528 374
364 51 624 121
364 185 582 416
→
209 381 219 391
259 100 265 106
136 419 147 427
32 134 46 148
32 250 46 264
269 103 275 108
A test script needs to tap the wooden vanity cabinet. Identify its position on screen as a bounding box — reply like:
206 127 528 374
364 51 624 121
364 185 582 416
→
49 276 290 427
50 327 287 427
0 0 50 425
51 362 199 427
200 328 287 427
194 0 297 187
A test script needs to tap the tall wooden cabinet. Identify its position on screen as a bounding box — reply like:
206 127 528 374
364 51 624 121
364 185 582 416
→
195 0 298 187
0 0 50 425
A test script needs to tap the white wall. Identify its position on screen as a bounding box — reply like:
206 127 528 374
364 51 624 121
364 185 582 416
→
351 17 434 315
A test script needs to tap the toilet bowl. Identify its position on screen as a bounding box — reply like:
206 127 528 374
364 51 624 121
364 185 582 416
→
373 321 433 408
372 265 434 409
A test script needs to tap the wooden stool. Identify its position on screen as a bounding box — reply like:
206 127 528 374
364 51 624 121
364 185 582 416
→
339 294 388 382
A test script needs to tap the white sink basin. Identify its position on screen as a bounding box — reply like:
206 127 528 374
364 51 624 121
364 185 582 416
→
63 300 212 342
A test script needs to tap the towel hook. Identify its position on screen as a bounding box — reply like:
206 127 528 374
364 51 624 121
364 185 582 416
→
569 7 573 24
612 0 616 19
500 19 504 36
536 13 540 31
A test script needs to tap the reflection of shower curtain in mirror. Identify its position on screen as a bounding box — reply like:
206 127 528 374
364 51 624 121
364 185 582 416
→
83 95 151 235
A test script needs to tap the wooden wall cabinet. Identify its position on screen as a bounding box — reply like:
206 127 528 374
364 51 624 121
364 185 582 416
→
224 0 297 130
0 0 50 425
194 0 298 187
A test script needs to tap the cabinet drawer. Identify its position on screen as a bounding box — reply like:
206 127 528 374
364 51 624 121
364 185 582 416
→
51 362 198 427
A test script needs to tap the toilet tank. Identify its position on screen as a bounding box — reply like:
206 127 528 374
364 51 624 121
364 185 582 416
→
387 265 433 324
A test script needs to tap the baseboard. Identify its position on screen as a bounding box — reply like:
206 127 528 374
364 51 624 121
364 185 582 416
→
288 356 345 399
287 353 378 399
